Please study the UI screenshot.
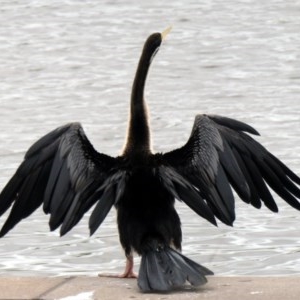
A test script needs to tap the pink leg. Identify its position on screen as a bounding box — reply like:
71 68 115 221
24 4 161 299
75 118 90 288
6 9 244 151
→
98 255 138 279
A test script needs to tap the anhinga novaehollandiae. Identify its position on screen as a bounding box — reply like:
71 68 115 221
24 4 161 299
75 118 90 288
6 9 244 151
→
0 27 300 292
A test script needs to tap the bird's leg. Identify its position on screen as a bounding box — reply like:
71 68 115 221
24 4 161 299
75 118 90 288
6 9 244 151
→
98 255 138 279
119 255 138 278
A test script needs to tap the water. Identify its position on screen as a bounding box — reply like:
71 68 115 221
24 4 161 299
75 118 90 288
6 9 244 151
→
0 0 299 276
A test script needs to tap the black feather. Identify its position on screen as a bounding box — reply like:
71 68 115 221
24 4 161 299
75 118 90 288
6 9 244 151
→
49 189 75 231
138 241 212 292
0 123 115 237
231 147 261 208
0 176 23 216
264 155 300 198
56 182 102 234
208 115 260 135
213 165 235 224
243 157 278 212
49 160 71 215
269 153 300 185
43 152 65 213
159 166 217 226
25 124 71 159
219 140 251 202
0 165 44 237
88 186 115 236
257 159 300 210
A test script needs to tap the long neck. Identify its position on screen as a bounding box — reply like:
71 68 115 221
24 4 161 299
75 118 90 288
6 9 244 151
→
123 50 152 156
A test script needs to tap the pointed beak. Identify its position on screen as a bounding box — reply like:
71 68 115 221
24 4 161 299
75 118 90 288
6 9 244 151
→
161 26 172 40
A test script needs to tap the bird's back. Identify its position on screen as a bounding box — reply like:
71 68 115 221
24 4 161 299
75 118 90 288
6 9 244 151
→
116 164 182 256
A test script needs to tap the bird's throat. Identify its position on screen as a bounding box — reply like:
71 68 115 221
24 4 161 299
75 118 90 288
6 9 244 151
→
123 56 152 157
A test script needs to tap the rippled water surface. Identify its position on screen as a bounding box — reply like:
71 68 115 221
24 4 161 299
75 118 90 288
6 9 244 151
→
0 0 299 276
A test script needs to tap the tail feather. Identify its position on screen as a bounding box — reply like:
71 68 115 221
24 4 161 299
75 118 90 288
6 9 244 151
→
160 250 188 286
143 251 170 291
164 248 210 286
138 244 213 292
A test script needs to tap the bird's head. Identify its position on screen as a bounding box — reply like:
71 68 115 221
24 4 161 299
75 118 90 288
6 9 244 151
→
143 26 172 64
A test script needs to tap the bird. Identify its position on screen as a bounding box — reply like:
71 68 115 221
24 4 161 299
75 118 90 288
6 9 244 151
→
0 27 300 292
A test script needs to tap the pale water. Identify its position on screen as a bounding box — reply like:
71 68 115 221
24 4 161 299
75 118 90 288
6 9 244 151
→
0 0 299 276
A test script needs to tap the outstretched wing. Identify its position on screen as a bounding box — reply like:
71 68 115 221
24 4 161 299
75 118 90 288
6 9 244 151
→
0 123 120 237
163 114 300 226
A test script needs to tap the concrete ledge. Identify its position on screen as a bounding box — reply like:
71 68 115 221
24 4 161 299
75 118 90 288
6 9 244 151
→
0 276 299 300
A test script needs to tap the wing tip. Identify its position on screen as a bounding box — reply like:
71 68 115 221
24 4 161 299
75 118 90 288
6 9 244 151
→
0 225 10 238
89 226 97 237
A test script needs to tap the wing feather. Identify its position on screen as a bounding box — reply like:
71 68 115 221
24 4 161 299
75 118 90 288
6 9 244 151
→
0 123 118 236
158 166 217 226
163 114 300 225
219 140 250 201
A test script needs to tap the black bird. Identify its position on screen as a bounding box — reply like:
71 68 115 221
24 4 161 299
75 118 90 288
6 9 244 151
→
0 27 300 292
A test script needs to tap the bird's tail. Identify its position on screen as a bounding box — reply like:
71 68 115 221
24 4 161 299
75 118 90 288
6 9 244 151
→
138 241 213 292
